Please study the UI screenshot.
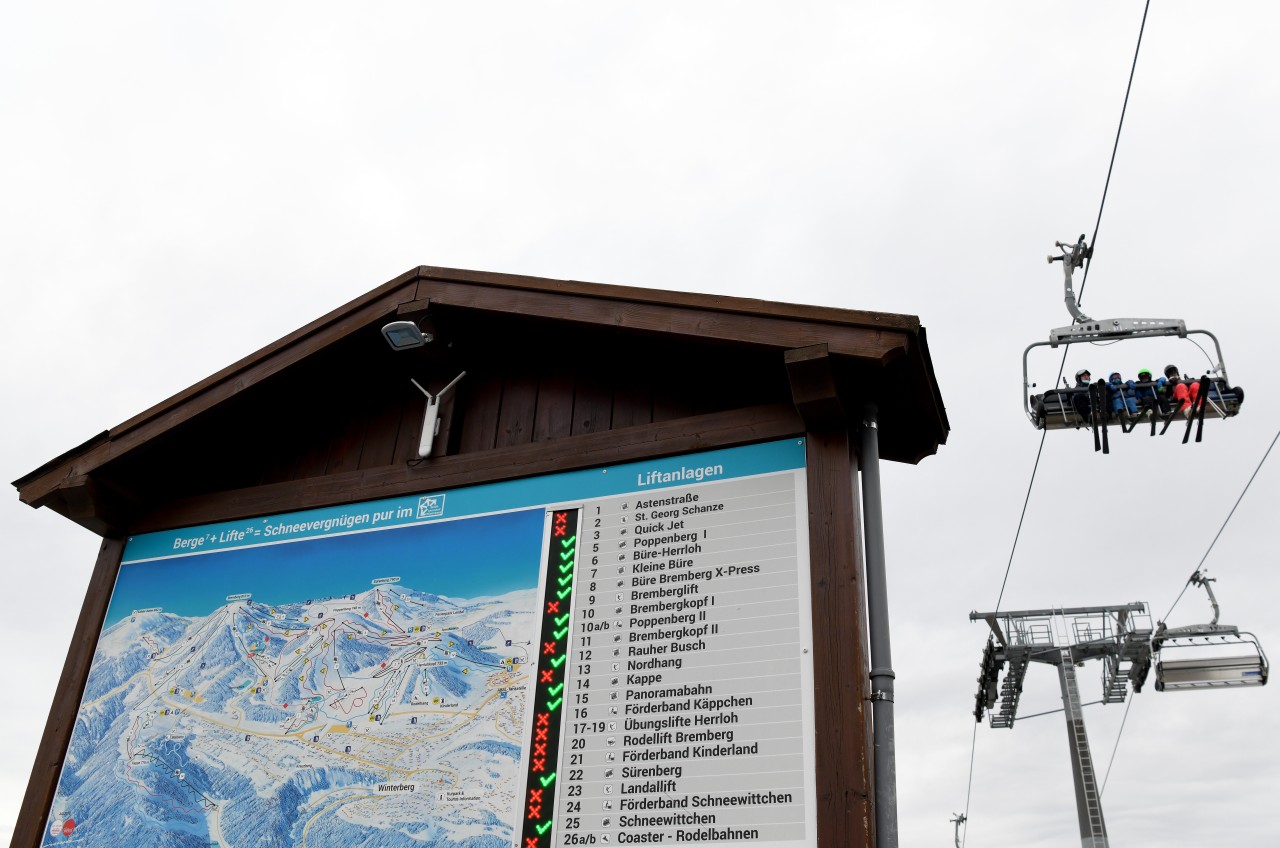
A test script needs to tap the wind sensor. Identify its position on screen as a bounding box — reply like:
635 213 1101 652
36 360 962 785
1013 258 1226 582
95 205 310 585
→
410 373 465 459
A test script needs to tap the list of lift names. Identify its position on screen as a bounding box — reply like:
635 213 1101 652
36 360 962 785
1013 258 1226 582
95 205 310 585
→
555 470 813 847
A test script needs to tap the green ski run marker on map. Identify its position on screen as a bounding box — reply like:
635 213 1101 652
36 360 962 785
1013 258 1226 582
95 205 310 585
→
537 821 553 836
550 655 567 668
540 772 557 788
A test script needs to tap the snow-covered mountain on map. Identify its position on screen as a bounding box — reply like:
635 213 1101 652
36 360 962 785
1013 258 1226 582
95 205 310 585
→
43 586 539 848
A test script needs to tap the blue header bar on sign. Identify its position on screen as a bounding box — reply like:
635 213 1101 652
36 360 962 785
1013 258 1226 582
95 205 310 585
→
122 439 807 563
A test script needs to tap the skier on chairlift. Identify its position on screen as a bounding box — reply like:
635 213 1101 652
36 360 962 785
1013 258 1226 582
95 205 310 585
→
1108 372 1138 416
1162 365 1200 413
1133 368 1159 413
1073 369 1094 422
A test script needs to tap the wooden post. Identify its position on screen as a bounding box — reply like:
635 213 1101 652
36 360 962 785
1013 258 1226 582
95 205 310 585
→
786 345 874 847
12 537 125 848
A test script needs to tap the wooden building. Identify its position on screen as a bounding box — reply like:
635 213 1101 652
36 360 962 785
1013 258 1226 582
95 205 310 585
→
12 266 948 848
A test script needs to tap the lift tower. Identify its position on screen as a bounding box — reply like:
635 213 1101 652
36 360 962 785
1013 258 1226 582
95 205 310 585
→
970 604 1154 848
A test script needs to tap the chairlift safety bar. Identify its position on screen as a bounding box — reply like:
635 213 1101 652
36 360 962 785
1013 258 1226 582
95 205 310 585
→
1022 327 1230 425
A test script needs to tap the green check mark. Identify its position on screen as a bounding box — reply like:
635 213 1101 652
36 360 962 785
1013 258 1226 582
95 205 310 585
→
557 587 572 599
546 697 563 711
558 574 573 586
560 550 575 561
539 772 557 788
553 627 568 640
548 683 564 696
554 614 570 626
537 821 553 835
559 562 575 573
561 536 576 547
550 655 567 668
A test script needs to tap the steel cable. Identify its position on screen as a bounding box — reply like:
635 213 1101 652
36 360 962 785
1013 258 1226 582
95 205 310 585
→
960 4 1152 843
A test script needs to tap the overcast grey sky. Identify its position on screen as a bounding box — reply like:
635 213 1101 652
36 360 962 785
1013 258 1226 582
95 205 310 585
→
3 3 1278 846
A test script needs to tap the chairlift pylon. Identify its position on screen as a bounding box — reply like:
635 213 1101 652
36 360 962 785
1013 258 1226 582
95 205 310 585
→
1023 236 1245 449
1153 571 1269 691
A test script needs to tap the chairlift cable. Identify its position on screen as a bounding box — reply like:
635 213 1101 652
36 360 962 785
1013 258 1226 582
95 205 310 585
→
965 427 1046 845
995 431 1048 611
998 699 1106 723
1049 0 1149 385
1012 0 1150 608
1162 424 1280 622
1078 0 1152 306
962 5 1154 839
958 722 977 848
1099 695 1135 797
1119 427 1279 809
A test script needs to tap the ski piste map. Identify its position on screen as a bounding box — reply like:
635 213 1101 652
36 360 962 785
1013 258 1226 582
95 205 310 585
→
42 440 807 848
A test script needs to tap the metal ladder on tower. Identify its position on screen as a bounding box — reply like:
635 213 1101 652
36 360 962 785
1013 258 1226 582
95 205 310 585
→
1059 647 1109 847
1101 655 1130 704
992 649 1030 728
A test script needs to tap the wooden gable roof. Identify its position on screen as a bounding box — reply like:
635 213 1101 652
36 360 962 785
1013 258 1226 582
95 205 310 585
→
13 266 948 536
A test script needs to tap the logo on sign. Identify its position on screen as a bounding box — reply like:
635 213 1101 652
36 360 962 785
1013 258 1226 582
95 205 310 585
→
417 494 445 519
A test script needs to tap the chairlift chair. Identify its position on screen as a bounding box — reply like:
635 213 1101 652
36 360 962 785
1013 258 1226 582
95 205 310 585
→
1152 571 1269 692
1023 237 1244 450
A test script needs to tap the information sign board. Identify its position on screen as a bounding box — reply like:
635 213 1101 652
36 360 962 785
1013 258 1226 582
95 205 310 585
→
42 439 815 848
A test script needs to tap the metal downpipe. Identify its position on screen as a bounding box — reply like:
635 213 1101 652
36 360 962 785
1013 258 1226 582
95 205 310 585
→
859 404 898 848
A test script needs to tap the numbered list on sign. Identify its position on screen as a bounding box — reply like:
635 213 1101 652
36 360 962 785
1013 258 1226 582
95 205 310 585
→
555 470 814 847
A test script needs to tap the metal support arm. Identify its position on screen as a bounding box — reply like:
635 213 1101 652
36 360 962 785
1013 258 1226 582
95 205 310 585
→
1048 234 1095 324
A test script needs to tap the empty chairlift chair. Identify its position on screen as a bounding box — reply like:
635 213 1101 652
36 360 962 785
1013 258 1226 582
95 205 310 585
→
1152 571 1269 692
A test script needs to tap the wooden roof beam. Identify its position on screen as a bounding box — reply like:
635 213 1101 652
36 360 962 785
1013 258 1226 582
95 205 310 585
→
417 276 912 364
785 344 847 431
416 266 921 332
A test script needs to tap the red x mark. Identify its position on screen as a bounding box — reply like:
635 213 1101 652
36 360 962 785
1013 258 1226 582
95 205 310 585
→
532 758 545 772
526 838 539 848
546 601 559 614
537 713 549 727
540 669 553 683
534 742 546 757
536 728 548 741
554 525 565 537
543 641 556 655
526 805 541 820
528 788 543 804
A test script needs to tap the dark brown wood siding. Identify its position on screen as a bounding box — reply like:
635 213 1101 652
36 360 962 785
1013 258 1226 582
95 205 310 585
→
99 314 791 516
